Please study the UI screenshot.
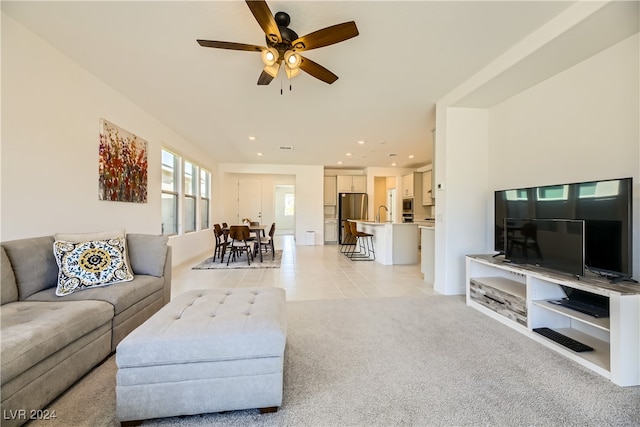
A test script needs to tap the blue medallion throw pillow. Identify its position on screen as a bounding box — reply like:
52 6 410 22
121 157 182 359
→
53 237 134 296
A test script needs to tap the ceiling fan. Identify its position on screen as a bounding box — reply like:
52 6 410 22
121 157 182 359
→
197 0 359 85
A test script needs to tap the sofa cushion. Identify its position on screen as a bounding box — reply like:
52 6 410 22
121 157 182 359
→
55 229 133 273
126 234 168 277
53 238 134 296
1 247 19 305
0 300 114 384
25 274 164 316
1 236 57 300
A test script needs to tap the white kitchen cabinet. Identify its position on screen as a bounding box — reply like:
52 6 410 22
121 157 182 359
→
337 175 366 193
324 176 337 205
401 174 414 197
324 220 338 242
422 171 433 206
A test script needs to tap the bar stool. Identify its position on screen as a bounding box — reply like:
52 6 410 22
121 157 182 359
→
340 220 356 256
347 221 375 261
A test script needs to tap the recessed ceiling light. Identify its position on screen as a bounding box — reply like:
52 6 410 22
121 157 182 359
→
391 162 397 166
357 140 365 145
408 154 415 159
257 152 263 156
346 152 352 156
248 136 256 141
338 161 343 165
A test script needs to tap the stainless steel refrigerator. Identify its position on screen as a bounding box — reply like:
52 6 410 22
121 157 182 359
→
338 193 368 244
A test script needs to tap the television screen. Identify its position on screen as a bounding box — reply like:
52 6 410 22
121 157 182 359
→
495 177 632 278
505 218 585 277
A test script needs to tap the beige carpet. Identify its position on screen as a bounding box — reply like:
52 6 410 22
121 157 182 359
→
31 295 640 426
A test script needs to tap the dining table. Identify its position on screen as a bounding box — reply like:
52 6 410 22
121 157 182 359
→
222 224 268 262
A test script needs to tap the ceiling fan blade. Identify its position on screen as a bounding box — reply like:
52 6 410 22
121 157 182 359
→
246 0 282 43
291 21 359 51
257 70 275 85
298 56 338 84
197 40 264 52
258 62 280 85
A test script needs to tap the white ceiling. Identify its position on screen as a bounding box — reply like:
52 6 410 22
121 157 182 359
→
2 0 578 169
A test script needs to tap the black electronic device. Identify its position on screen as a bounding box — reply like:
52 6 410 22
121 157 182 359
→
549 286 610 318
504 218 585 277
533 327 594 352
494 177 632 281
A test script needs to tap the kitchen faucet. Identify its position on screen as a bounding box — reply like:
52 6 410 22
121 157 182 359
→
376 205 389 223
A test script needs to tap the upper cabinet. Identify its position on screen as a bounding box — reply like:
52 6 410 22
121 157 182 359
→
337 175 366 193
422 171 433 206
401 173 421 198
324 176 337 205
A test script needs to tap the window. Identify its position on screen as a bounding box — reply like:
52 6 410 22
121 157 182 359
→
161 149 179 236
284 193 294 216
184 161 197 233
200 169 211 230
162 148 211 235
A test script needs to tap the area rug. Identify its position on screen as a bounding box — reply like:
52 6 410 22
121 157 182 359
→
192 250 282 269
31 295 640 427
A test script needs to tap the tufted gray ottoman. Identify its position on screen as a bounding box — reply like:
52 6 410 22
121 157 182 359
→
115 287 286 424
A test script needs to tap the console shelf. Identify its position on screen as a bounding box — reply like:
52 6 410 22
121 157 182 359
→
466 254 640 386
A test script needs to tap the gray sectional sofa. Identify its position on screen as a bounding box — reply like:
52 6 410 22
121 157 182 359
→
1 233 172 427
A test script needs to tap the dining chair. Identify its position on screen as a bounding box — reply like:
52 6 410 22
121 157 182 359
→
212 224 224 261
258 223 276 261
226 225 254 265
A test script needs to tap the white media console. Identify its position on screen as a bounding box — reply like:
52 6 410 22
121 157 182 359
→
466 255 640 386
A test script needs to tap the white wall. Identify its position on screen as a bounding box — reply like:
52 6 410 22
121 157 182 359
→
435 31 639 294
1 14 216 266
489 34 639 280
434 108 489 295
218 163 323 244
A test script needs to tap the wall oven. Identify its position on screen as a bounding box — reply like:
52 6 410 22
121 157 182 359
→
402 198 414 223
402 198 414 213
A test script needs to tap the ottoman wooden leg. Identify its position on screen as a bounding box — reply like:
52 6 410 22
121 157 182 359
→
259 406 278 414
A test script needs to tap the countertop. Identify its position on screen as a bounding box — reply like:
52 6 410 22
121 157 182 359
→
353 220 418 226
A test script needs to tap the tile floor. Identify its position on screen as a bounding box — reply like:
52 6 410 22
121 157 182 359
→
171 235 436 301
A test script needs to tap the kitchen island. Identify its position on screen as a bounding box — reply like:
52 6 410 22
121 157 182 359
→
419 224 435 283
352 220 419 265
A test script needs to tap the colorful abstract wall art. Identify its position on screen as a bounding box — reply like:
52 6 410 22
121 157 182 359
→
98 119 148 203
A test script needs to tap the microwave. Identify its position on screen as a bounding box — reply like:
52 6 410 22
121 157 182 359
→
402 198 414 213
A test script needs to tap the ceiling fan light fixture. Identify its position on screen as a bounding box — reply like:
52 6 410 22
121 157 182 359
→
285 67 301 79
284 51 302 69
263 62 280 78
261 47 279 66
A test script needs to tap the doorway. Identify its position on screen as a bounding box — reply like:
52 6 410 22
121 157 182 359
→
274 185 295 235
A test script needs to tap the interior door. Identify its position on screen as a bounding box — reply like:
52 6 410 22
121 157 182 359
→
238 179 262 223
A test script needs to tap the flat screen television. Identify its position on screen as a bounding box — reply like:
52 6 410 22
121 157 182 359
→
495 177 632 280
505 218 585 277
